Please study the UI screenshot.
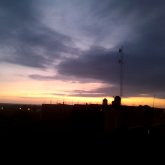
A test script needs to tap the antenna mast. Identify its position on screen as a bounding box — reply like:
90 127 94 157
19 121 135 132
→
119 46 124 97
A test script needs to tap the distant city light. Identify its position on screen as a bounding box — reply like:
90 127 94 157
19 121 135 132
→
19 107 22 110
1 107 4 110
27 108 31 111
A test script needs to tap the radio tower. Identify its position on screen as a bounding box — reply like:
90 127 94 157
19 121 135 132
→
118 46 124 97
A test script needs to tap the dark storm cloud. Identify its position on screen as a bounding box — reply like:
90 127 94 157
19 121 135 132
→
39 92 68 97
58 45 165 98
57 0 165 98
29 72 96 83
68 89 106 97
29 74 56 80
67 87 116 97
58 46 119 83
0 0 77 68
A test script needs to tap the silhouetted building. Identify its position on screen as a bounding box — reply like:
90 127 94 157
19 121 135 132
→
112 96 121 108
102 98 108 106
102 98 108 111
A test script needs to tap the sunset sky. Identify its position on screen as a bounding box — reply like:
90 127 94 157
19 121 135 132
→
0 0 165 107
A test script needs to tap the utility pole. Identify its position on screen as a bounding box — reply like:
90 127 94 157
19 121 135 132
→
118 46 124 97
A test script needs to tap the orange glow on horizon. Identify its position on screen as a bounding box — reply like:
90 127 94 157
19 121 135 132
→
0 94 165 108
0 64 165 108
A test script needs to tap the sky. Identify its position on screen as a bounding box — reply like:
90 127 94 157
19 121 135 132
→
0 0 165 107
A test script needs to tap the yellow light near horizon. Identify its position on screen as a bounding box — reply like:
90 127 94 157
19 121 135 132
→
122 97 165 108
1 94 165 108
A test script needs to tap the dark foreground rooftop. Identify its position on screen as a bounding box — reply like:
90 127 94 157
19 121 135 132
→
0 103 165 152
